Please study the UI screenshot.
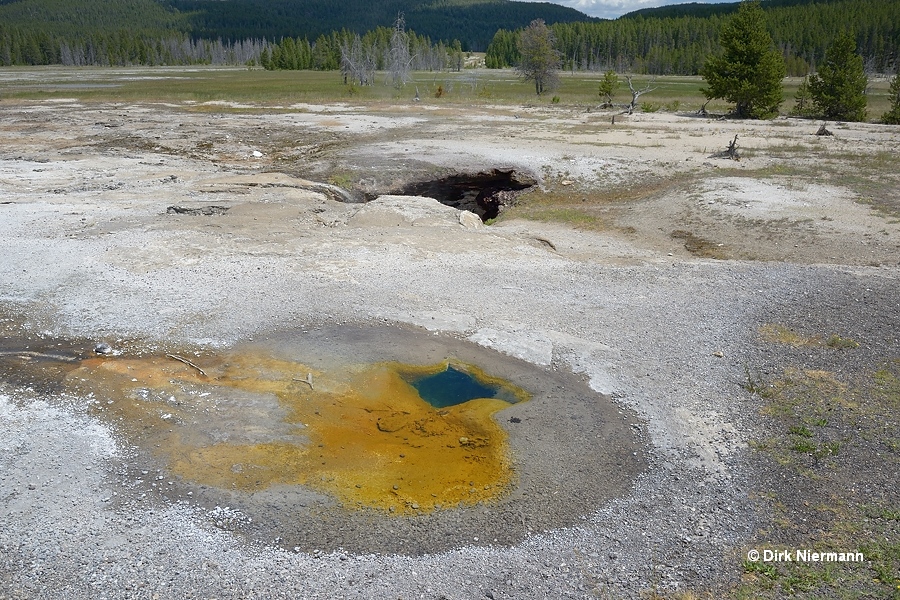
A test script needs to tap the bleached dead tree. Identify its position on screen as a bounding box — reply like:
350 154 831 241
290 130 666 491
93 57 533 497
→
340 35 375 86
624 75 657 114
387 13 412 88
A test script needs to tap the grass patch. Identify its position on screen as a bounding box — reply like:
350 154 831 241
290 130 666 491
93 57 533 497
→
0 68 731 113
499 191 607 230
1 70 893 123
825 335 860 350
759 324 818 346
326 170 356 189
759 324 860 351
499 174 687 232
736 358 900 598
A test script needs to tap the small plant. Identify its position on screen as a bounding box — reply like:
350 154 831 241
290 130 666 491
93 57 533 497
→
434 84 444 98
743 559 779 579
826 335 860 349
759 323 813 346
665 99 681 112
821 441 840 456
742 364 769 395
880 508 900 521
791 439 817 454
327 171 354 189
788 425 813 438
551 95 561 104
641 101 660 113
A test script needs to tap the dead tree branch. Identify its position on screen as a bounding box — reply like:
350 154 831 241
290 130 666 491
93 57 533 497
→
624 75 657 114
726 134 739 160
293 372 314 390
166 354 207 377
697 99 710 117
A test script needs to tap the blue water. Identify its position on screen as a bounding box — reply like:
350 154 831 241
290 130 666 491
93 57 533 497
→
408 365 499 408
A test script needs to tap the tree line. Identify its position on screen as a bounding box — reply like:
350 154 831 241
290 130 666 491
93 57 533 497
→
513 1 899 123
0 26 266 66
259 26 464 74
2 0 898 81
487 0 900 76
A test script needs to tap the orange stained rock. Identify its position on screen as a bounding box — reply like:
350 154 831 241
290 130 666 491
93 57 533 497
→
68 351 529 513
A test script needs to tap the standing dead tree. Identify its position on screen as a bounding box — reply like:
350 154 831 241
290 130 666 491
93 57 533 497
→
387 13 413 88
340 35 376 86
624 75 656 114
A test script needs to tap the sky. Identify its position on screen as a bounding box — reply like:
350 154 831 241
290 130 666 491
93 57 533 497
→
513 0 735 20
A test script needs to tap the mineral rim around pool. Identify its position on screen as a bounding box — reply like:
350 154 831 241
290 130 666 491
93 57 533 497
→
3 324 646 554
67 350 529 513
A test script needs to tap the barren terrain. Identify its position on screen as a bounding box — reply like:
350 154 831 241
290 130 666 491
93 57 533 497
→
1 70 899 599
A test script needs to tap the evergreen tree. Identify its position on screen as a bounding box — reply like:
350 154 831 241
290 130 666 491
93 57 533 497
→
700 0 785 118
790 75 816 117
517 19 560 96
809 32 867 122
597 70 619 107
449 39 463 72
882 73 900 124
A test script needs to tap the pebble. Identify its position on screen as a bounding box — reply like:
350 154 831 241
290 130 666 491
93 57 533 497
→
94 343 114 355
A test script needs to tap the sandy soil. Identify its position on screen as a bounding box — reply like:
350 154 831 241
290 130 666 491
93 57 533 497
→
1 78 899 599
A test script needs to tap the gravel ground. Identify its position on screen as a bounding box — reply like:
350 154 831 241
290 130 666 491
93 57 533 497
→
0 82 898 598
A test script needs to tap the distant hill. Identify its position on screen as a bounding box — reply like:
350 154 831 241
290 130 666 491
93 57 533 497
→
0 0 593 51
2 0 897 74
620 0 851 19
169 0 593 50
0 0 185 36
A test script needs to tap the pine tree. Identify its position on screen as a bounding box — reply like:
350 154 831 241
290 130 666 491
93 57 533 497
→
598 70 619 107
517 19 560 96
790 75 816 117
809 32 867 122
883 73 900 125
700 0 785 119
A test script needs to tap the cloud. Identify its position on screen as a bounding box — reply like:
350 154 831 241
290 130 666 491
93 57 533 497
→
511 0 733 20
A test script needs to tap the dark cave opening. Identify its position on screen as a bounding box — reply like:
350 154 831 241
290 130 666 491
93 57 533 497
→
383 168 537 221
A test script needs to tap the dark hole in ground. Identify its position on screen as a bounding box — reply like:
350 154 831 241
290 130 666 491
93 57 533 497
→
384 169 537 221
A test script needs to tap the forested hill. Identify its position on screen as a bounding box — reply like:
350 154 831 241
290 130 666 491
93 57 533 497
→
0 0 591 52
619 0 850 19
169 0 592 50
486 0 899 75
1 0 897 73
0 0 186 36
